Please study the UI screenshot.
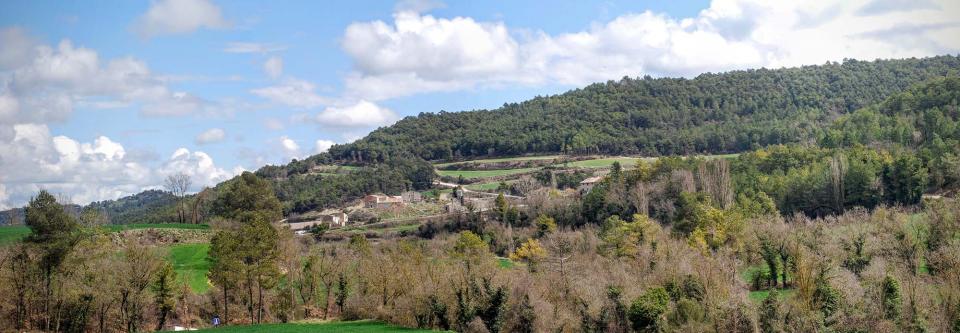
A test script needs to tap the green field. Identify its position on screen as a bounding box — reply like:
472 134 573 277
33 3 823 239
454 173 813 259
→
0 226 32 245
169 320 434 332
434 155 561 167
465 181 513 191
556 157 645 168
436 167 539 179
0 223 209 245
167 243 211 293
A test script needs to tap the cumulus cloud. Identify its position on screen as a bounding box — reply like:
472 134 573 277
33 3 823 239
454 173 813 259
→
264 56 283 78
315 139 335 153
195 128 226 144
134 0 230 38
159 147 238 187
0 124 239 208
315 100 398 127
250 78 329 108
340 0 960 100
279 136 300 159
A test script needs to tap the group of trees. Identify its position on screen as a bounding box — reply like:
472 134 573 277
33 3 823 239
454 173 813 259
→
0 191 184 332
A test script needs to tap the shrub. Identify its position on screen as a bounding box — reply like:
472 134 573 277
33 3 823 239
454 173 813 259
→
629 287 669 332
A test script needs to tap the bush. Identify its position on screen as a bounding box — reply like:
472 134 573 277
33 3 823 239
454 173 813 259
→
629 287 669 332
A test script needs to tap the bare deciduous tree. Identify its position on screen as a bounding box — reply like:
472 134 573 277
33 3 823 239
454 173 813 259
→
165 173 192 224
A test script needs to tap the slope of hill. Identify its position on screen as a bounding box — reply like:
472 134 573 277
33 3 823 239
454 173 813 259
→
0 189 177 226
326 56 960 163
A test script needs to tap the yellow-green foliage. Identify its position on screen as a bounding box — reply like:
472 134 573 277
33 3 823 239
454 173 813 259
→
601 214 661 258
510 238 547 267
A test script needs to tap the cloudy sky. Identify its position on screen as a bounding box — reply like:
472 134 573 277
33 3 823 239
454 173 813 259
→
1 0 958 208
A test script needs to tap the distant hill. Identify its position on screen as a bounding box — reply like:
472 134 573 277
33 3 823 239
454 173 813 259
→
323 56 960 163
0 189 176 226
86 189 177 225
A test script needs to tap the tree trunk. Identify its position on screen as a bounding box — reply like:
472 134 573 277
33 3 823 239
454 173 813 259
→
44 267 52 331
247 275 255 323
257 280 264 324
222 286 229 325
323 282 333 320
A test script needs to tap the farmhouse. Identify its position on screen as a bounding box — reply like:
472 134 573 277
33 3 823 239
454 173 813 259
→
401 191 423 203
363 194 404 209
579 176 603 194
317 209 348 227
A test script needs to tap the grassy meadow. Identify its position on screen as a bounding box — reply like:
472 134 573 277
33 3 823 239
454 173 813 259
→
167 243 212 293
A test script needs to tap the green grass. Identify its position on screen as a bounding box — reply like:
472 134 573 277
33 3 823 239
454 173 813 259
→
0 223 209 246
0 226 32 245
170 320 435 332
434 155 561 167
557 157 643 168
466 181 513 191
436 167 539 179
497 257 515 269
749 288 796 303
167 243 211 293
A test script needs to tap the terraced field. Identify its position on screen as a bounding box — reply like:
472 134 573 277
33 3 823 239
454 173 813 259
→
436 167 540 179
434 155 561 168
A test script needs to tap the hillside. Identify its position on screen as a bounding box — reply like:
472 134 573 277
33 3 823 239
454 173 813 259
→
325 56 960 163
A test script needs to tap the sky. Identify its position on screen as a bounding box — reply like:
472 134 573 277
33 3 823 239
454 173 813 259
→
0 0 959 209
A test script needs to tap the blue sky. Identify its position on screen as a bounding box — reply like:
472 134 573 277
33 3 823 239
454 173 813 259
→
0 0 958 208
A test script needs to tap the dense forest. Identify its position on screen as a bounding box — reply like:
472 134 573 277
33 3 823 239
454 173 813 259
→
325 56 960 163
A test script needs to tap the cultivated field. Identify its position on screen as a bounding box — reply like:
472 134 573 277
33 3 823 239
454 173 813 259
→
167 243 211 293
433 155 561 168
435 167 540 179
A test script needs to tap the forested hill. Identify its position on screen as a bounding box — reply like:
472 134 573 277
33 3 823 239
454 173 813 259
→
327 56 960 163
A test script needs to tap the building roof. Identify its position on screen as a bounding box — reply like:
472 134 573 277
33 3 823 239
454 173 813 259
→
580 176 603 185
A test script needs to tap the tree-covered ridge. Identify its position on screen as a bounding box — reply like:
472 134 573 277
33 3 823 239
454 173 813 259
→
328 56 960 163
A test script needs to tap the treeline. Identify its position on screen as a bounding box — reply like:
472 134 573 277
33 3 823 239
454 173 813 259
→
327 56 960 162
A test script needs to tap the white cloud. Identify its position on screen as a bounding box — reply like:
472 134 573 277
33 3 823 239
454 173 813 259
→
223 42 287 53
0 124 240 208
264 56 283 79
159 147 238 188
340 0 960 100
0 36 218 126
195 128 226 144
250 78 329 108
0 27 36 70
315 100 398 127
134 0 230 38
343 11 519 83
279 136 300 159
315 139 335 153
